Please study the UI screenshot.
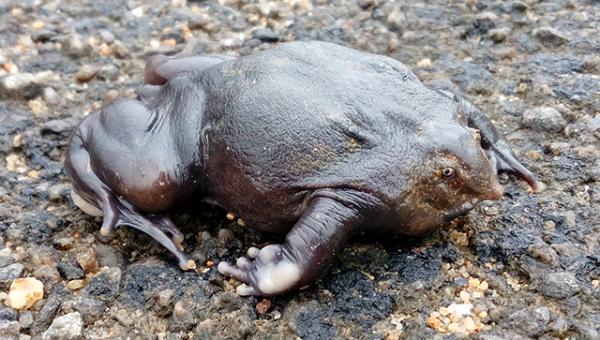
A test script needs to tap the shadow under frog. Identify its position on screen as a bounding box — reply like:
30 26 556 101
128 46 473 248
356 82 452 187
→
64 41 543 296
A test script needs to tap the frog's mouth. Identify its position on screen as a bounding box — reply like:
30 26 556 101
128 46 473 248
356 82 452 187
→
442 200 476 223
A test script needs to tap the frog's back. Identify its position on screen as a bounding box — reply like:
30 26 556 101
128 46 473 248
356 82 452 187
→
199 41 449 229
202 41 445 174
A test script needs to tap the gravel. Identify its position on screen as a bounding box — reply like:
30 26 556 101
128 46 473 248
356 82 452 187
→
65 297 107 325
42 312 83 340
533 26 570 46
509 307 551 337
56 261 84 280
522 106 568 132
0 264 24 289
31 294 61 335
0 0 598 338
0 320 20 339
538 272 582 299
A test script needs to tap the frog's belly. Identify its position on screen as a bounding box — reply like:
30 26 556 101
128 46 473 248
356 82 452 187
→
203 163 309 234
205 187 306 235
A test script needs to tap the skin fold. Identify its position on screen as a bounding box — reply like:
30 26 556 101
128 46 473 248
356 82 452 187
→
64 41 543 296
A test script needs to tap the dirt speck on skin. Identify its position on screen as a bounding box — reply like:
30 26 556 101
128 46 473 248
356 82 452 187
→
0 0 598 338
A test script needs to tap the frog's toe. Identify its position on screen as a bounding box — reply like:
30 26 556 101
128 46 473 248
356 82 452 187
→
246 247 260 258
236 257 253 270
218 261 249 283
236 283 258 296
138 84 162 103
219 244 303 296
149 215 184 244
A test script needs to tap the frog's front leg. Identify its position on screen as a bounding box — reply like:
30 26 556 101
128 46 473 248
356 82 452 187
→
138 54 235 103
438 90 544 192
144 54 235 86
218 191 373 296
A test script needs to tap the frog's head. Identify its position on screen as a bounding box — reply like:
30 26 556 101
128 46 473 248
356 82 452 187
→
395 121 503 235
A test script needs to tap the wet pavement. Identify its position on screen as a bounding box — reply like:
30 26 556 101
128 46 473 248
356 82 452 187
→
0 0 599 339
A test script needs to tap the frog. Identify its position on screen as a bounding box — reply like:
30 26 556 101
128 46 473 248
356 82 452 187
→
64 41 543 296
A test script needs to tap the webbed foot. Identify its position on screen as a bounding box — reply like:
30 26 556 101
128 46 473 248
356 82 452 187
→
74 189 195 270
218 191 371 296
218 245 301 296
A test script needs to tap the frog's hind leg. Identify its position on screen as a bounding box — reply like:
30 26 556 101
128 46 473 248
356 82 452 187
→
65 120 195 270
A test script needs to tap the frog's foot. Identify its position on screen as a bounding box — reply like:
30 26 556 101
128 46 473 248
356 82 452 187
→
218 245 301 296
146 214 185 245
70 187 194 270
101 196 195 270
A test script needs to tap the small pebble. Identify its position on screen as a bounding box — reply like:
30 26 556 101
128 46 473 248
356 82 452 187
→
62 34 88 57
538 272 581 299
97 64 119 81
417 58 432 67
75 65 98 82
52 237 75 251
67 279 85 290
110 308 134 326
47 184 68 201
533 26 569 46
256 299 272 315
42 312 82 340
463 316 477 332
32 265 61 284
188 14 211 30
42 87 60 105
0 263 24 290
522 107 567 133
0 320 19 338
5 277 44 310
19 311 34 329
76 249 99 274
172 300 195 329
99 30 115 43
528 243 560 267
0 304 17 320
56 261 84 280
217 228 235 245
0 73 39 99
252 28 279 42
156 289 175 307
489 27 510 43
105 89 120 102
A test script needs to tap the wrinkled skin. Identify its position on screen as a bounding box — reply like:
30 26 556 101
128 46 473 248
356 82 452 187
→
64 41 542 296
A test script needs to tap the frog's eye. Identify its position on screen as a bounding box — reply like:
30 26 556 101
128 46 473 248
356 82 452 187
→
442 167 455 178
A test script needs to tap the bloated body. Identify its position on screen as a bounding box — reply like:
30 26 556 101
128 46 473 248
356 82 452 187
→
65 41 542 296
